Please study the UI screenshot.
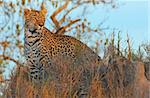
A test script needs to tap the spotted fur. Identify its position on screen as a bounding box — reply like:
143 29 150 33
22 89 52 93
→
24 8 102 84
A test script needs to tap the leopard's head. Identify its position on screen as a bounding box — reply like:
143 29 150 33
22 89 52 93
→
24 8 47 32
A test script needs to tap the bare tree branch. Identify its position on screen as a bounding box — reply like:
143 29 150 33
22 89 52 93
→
56 19 81 34
65 23 82 33
0 79 11 83
0 55 23 66
50 1 69 29
59 4 79 25
50 1 82 35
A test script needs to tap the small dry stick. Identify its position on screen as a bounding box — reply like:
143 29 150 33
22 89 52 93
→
127 33 131 61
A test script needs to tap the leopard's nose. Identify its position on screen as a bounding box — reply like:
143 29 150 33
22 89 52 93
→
29 28 36 32
28 25 35 32
28 25 37 34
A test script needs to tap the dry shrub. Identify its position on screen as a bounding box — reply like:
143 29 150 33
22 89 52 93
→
2 56 150 98
2 64 100 98
104 56 136 98
100 56 150 98
89 74 103 98
144 62 150 81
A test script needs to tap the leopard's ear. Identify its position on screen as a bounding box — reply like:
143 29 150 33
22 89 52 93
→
24 8 30 16
40 3 47 16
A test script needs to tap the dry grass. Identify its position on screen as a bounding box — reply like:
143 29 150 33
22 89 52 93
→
1 56 150 98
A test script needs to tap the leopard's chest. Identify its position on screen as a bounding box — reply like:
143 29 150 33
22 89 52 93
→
24 31 42 63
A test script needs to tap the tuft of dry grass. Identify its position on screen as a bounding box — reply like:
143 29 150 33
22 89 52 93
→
1 56 149 98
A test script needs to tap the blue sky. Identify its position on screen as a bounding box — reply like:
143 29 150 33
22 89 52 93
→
79 0 149 48
107 0 149 48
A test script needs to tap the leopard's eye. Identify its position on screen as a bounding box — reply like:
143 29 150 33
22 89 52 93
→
31 13 36 17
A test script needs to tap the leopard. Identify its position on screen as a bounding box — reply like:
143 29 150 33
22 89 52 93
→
24 7 102 96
